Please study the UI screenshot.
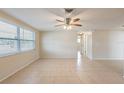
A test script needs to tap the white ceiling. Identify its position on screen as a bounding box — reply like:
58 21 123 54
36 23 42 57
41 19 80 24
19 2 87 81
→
1 8 124 31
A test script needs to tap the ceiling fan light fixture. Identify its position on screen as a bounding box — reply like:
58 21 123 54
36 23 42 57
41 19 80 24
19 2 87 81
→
67 26 70 30
63 25 66 29
55 8 82 30
68 25 72 29
64 25 72 30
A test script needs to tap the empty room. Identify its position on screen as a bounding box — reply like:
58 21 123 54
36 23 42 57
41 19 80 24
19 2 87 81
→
0 8 124 84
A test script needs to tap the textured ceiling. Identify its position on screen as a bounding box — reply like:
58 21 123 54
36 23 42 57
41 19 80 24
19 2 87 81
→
1 8 124 31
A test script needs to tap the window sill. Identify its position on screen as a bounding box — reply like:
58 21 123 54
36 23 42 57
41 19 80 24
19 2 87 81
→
0 49 35 58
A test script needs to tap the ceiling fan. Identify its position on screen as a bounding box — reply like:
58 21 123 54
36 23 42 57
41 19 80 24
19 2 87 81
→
55 8 82 30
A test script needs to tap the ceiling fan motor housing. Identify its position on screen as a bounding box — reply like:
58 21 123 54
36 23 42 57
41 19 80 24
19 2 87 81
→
66 18 71 25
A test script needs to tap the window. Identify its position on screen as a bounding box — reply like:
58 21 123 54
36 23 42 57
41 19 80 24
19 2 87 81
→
0 21 35 56
0 21 18 55
20 28 35 51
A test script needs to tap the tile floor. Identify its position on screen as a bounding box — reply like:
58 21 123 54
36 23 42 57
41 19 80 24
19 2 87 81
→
1 54 124 84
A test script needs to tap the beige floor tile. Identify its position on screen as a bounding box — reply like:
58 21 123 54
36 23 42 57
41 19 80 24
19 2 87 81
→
1 56 124 84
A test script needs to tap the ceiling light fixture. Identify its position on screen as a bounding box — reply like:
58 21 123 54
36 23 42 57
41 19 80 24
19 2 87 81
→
63 25 66 29
55 8 82 30
63 25 72 30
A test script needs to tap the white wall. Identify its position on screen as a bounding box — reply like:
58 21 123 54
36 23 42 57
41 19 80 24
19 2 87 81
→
0 11 40 81
40 31 77 58
92 30 124 60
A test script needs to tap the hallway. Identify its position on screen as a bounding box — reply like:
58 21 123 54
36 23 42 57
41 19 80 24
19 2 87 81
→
1 52 124 84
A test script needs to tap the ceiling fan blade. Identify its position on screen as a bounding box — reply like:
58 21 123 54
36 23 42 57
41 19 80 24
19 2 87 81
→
55 24 65 27
73 18 80 22
71 24 82 26
56 19 64 22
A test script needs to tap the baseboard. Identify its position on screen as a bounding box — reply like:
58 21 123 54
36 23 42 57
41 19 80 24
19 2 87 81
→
40 58 76 59
93 58 124 60
0 57 39 82
40 57 77 59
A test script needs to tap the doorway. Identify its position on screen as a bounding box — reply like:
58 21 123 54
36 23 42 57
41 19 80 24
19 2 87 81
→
77 32 92 59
